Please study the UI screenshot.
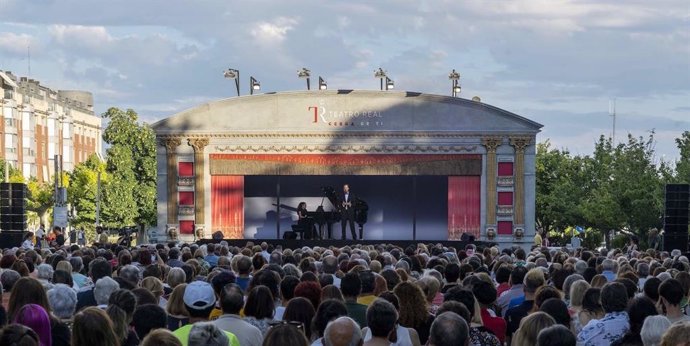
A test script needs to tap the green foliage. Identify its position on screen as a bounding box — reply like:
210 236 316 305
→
68 154 106 239
537 132 684 250
101 107 157 228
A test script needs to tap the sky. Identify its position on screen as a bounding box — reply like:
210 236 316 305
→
0 0 688 162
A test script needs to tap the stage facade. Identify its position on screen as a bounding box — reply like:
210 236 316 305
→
151 90 542 248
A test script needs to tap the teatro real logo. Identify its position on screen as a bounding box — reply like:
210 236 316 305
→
308 99 384 127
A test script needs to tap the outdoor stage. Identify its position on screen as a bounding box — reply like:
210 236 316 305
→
197 238 495 250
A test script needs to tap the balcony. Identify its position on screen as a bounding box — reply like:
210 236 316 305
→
497 176 514 187
178 205 195 216
178 176 194 186
497 205 514 217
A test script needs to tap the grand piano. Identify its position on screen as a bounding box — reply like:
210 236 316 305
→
280 186 369 239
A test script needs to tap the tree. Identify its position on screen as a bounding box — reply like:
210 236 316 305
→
25 178 54 227
675 131 690 184
102 145 138 227
68 154 106 240
101 107 157 231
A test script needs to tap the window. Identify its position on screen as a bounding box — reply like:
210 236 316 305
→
498 191 513 205
498 162 513 176
47 118 55 136
178 162 194 177
179 191 194 206
179 221 195 234
497 221 513 235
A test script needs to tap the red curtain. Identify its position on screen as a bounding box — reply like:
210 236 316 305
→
498 221 513 235
178 162 194 177
448 176 481 240
498 191 514 206
178 191 194 206
211 176 245 239
498 162 514 176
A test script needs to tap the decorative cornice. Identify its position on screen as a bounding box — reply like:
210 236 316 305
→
188 138 209 152
510 136 532 152
160 138 181 152
481 137 503 152
213 144 478 154
157 132 535 139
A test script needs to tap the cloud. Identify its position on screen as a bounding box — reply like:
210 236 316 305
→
0 32 36 57
250 17 298 45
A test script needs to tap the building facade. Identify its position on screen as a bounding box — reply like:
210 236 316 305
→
0 71 102 182
152 90 542 248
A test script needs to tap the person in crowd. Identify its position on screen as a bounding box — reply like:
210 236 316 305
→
235 256 253 291
166 283 190 330
611 296 658 346
243 285 276 335
312 299 349 346
8 277 70 346
321 285 345 302
577 282 630 345
540 298 571 329
71 307 119 346
472 279 506 343
578 287 604 329
47 284 77 322
141 329 183 346
659 321 690 346
658 278 690 323
0 324 41 346
512 311 557 346
132 303 167 340
188 322 229 346
282 297 315 341
212 283 263 346
13 304 52 346
341 272 368 328
94 277 119 308
640 315 671 346
568 279 590 333
357 270 377 306
394 281 435 344
537 324 576 346
427 312 469 346
263 324 309 346
497 266 528 317
323 316 362 346
75 258 112 311
505 268 544 339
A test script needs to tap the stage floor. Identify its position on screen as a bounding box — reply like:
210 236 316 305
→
197 238 495 250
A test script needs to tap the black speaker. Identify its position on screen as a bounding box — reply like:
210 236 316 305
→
0 231 28 248
663 234 689 253
0 183 27 231
664 184 689 235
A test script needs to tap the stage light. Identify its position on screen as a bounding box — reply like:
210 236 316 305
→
223 68 240 96
448 69 461 97
250 76 260 95
319 76 327 90
386 77 394 90
298 67 311 90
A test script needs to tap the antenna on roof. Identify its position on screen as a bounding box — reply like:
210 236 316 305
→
608 98 616 143
27 44 31 77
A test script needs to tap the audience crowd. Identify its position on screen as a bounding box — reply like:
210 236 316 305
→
0 238 689 346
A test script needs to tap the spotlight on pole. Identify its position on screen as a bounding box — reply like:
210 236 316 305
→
385 77 394 90
223 68 240 96
250 76 260 95
448 69 461 97
318 76 327 90
298 67 311 90
374 68 389 91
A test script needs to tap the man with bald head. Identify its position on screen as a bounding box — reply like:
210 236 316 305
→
323 316 362 346
428 312 469 346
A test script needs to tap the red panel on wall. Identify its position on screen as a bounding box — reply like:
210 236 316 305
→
212 175 245 239
448 176 481 240
497 221 513 235
178 162 194 177
498 191 514 205
179 220 195 234
179 192 194 206
498 162 514 176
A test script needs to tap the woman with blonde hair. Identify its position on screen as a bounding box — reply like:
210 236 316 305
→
141 276 167 309
568 279 591 333
393 282 434 344
166 283 189 330
590 274 608 288
511 311 556 346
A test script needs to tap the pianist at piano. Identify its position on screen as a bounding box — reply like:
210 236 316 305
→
152 89 542 249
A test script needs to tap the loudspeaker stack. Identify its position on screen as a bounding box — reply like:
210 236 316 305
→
0 182 28 232
663 184 690 253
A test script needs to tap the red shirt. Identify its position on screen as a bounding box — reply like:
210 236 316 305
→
481 308 507 344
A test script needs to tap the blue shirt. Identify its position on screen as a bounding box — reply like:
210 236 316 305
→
602 270 616 282
205 254 219 267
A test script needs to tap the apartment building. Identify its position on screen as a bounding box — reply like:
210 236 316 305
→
0 70 102 182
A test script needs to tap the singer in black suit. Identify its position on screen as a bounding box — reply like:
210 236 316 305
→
340 184 358 240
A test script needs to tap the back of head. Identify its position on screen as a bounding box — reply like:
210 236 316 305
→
263 324 309 346
659 278 684 306
367 299 398 338
539 298 571 327
72 307 119 346
340 272 361 297
660 321 690 346
13 304 51 346
220 283 244 315
132 303 167 339
323 316 361 346
47 283 77 319
0 324 40 346
314 299 348 338
94 276 120 305
640 315 671 346
524 268 546 293
601 282 628 313
188 322 228 346
537 324 576 346
428 311 468 346
513 311 556 346
141 328 182 346
472 279 497 305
